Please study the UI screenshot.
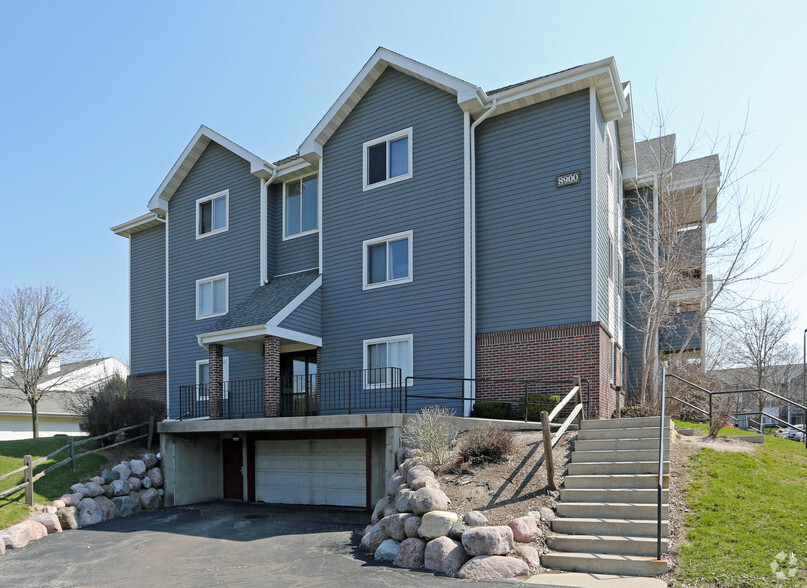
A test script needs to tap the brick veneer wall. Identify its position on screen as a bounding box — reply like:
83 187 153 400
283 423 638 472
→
476 322 618 418
263 336 280 417
127 371 166 404
209 344 223 419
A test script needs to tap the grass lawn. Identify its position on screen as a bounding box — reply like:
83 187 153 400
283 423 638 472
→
676 434 807 587
0 436 106 528
673 419 776 437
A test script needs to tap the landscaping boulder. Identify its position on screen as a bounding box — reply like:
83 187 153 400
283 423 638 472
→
111 479 131 497
102 485 115 498
100 469 120 484
95 496 117 521
90 476 106 486
59 494 76 507
424 536 468 575
128 476 142 492
462 526 514 556
139 488 161 510
399 456 424 478
142 476 152 489
0 542 4 556
84 482 104 498
78 498 103 527
387 471 406 496
374 538 401 562
410 487 450 516
56 506 79 530
379 513 411 542
29 513 61 534
448 520 466 541
395 489 415 513
112 495 138 517
404 515 422 538
539 507 554 522
508 516 541 542
141 453 158 468
371 496 392 524
418 510 457 540
21 519 48 541
396 447 418 468
129 459 147 477
409 475 439 491
112 463 131 482
360 522 387 553
405 465 433 487
42 505 59 514
464 511 488 526
70 483 89 497
1 523 33 549
127 491 143 515
513 544 541 570
145 467 163 488
393 537 426 568
457 555 528 580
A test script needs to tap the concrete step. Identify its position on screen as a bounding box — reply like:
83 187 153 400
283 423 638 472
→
581 417 672 430
575 438 665 451
552 517 669 537
547 534 668 557
560 488 668 503
571 449 668 463
564 474 668 489
540 551 668 576
578 426 666 440
556 502 668 519
567 461 669 475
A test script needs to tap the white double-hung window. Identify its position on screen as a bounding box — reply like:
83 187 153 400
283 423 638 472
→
196 357 230 400
196 190 228 238
283 174 318 239
196 273 228 319
363 128 412 190
363 230 412 290
364 334 412 387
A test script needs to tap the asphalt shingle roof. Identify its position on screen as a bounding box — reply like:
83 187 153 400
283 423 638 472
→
213 269 320 331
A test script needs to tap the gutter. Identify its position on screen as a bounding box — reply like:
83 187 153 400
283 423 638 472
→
260 162 279 285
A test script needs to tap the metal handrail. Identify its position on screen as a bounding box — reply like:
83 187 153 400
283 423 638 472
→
657 364 668 561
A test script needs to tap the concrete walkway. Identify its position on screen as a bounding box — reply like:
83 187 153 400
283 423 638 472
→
525 573 667 587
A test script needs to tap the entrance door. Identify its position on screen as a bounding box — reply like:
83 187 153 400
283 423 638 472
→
280 350 318 416
222 438 243 500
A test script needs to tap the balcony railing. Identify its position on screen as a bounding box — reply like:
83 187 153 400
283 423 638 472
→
178 378 264 420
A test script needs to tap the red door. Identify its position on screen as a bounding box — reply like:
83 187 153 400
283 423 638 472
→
222 438 244 500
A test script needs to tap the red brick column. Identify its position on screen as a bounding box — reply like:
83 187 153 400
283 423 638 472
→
263 335 280 417
208 344 223 419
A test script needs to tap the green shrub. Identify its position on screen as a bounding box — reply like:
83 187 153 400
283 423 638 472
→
471 401 510 420
518 394 561 421
459 424 515 464
620 405 649 418
401 406 459 471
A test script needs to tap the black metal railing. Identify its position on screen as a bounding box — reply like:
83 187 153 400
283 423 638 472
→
178 379 265 420
317 368 403 414
178 383 210 420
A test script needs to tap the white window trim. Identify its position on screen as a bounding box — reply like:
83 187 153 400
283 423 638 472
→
282 174 319 241
362 230 413 290
362 334 413 389
362 127 413 191
195 357 230 400
195 273 229 320
195 189 229 239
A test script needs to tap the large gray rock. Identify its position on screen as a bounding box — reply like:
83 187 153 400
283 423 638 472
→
59 493 77 507
78 497 103 527
43 504 59 514
396 447 418 469
371 496 392 524
399 456 424 478
94 496 118 521
424 536 468 575
386 472 406 496
70 483 89 497
464 511 488 526
84 482 104 498
513 544 541 570
457 555 529 580
405 465 434 487
90 476 106 486
449 520 467 541
1 522 33 549
129 459 147 477
140 453 158 468
140 488 162 510
374 538 401 562
112 463 132 483
462 526 514 556
410 487 450 516
56 506 79 530
539 507 555 522
111 479 131 497
404 515 422 538
112 495 138 517
0 541 4 555
393 537 426 568
102 485 115 498
127 476 142 492
360 522 387 553
379 513 411 542
142 476 152 489
145 467 163 488
395 489 415 513
508 515 541 542
29 513 62 534
409 475 440 491
417 510 457 540
100 468 120 484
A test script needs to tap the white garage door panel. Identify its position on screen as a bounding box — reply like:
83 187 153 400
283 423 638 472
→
255 438 366 507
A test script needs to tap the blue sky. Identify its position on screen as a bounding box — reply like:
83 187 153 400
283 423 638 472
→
1 0 805 362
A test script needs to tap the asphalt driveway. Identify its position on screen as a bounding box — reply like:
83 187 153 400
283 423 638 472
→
0 502 527 587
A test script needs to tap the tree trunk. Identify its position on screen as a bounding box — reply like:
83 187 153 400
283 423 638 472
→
31 401 39 439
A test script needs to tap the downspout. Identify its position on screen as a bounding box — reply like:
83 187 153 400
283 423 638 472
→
260 163 278 285
464 98 497 415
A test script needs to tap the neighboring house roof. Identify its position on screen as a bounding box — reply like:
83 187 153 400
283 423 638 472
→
636 134 678 177
214 269 321 332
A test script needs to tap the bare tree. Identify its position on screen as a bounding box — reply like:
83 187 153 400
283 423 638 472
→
624 108 784 410
0 284 92 437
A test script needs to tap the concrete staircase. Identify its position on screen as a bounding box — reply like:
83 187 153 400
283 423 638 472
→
541 416 672 577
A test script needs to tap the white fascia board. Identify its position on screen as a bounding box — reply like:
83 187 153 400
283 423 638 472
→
265 326 322 347
196 325 267 347
299 47 479 158
110 212 165 237
266 276 322 327
147 125 270 213
274 158 318 182
617 82 637 171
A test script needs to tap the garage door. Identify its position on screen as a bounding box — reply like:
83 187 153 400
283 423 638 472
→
255 438 366 507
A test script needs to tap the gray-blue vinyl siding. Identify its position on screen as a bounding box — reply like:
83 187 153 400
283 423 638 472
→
320 67 466 411
623 187 651 397
130 224 165 374
167 141 264 417
475 90 592 333
660 312 701 351
268 183 319 277
594 98 611 328
278 287 321 336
